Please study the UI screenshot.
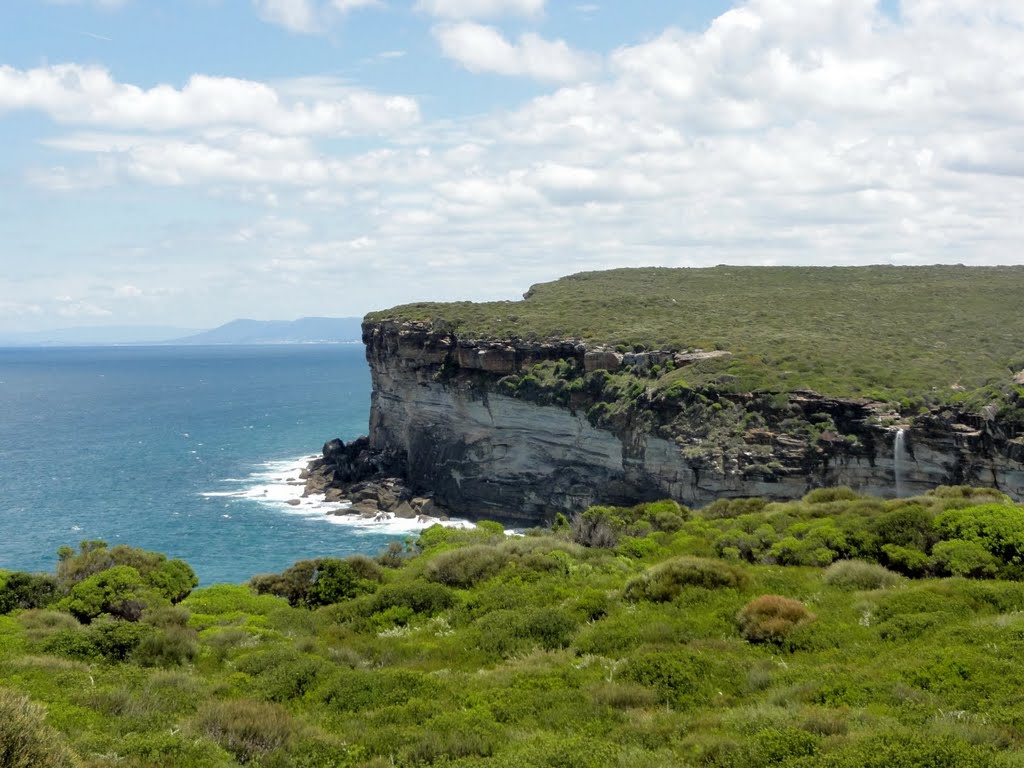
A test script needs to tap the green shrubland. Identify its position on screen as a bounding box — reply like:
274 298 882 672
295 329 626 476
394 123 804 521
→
3 488 1024 765
367 266 1024 410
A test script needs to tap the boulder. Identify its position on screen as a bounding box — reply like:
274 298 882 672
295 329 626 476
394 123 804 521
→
350 500 381 517
584 350 623 372
392 501 417 519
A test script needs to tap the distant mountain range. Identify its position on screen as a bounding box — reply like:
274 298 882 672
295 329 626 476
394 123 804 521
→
0 317 364 347
173 317 363 345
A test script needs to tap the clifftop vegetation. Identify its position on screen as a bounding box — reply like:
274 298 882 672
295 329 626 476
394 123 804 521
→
4 487 1024 766
366 266 1024 410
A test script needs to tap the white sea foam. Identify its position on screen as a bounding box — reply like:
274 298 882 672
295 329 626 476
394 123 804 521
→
201 454 474 533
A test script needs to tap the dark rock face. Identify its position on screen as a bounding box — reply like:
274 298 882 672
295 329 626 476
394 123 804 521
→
352 319 1024 525
302 437 451 521
304 436 404 495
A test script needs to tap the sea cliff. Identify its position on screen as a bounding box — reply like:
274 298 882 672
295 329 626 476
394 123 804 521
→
352 318 1024 524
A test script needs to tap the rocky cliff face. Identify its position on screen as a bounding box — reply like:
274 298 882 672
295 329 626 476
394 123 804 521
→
362 320 1024 524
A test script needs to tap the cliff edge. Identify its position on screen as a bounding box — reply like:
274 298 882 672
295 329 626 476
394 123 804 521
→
349 267 1024 524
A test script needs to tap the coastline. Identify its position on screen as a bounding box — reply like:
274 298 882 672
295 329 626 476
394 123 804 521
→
200 454 473 536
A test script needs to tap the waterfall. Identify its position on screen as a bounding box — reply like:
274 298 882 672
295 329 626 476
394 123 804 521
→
894 428 908 498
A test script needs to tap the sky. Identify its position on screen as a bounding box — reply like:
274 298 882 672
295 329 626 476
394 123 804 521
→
1 0 1023 332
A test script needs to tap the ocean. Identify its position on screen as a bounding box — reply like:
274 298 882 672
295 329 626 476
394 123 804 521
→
0 344 450 585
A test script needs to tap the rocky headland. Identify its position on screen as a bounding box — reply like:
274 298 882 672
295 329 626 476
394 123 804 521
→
307 267 1024 526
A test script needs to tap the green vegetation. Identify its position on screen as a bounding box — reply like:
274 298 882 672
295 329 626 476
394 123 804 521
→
366 266 1024 409
5 489 1024 765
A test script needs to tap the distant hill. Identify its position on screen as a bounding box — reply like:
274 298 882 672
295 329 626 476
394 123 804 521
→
0 325 201 346
173 317 363 345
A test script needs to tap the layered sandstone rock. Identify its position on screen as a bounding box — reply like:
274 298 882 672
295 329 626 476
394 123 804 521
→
345 320 1024 525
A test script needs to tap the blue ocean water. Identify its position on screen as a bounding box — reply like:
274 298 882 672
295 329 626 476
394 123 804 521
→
0 345 418 584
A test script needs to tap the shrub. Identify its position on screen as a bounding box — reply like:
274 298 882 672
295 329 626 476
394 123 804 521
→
474 607 579 657
823 560 904 590
869 506 937 553
251 557 383 608
56 541 196 601
403 709 503 764
702 497 769 519
195 699 296 764
931 539 999 578
88 619 156 661
133 625 199 667
618 650 728 709
817 729 994 767
0 572 58 614
235 649 329 702
318 669 437 713
0 688 80 768
624 557 747 602
935 504 1024 566
880 544 931 577
116 731 234 767
425 545 510 587
16 610 80 644
804 487 860 504
571 506 622 548
40 628 101 661
367 582 455 617
57 565 161 623
737 595 816 644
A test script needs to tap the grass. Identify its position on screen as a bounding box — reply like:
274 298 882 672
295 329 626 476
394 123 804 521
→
366 265 1024 407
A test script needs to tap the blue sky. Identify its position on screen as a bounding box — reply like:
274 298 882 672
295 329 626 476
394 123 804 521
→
0 0 1021 331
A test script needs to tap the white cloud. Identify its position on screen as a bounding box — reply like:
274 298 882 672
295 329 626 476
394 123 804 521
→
416 0 543 19
0 65 420 136
254 0 316 32
434 22 599 81
330 0 382 11
55 296 113 318
45 0 128 7
253 0 382 33
11 0 1024 328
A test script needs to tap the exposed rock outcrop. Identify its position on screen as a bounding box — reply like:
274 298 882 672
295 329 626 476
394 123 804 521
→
344 319 1024 525
303 437 450 521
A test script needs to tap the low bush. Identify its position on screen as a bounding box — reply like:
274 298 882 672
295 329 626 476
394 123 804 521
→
625 556 747 602
195 699 296 764
737 595 816 644
0 688 80 768
367 582 455 618
822 560 904 590
318 669 437 713
57 565 161 623
0 572 57 614
424 545 510 587
931 539 999 578
17 610 80 644
474 606 579 657
804 487 860 504
133 625 199 667
251 557 383 608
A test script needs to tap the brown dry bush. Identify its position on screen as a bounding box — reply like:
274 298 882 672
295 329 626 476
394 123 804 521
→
0 688 80 768
195 699 296 764
737 595 816 644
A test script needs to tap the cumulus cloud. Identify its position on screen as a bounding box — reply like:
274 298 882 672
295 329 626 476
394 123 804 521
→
12 0 1024 325
253 0 382 33
0 65 420 136
45 0 128 7
253 0 318 33
416 0 543 19
434 23 599 81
